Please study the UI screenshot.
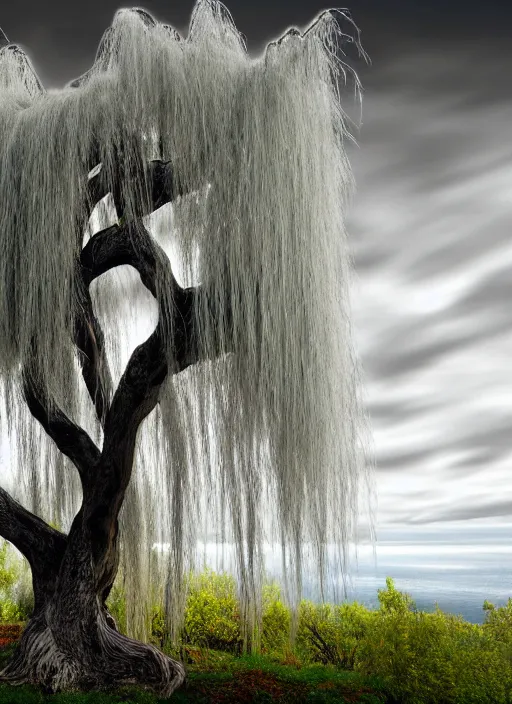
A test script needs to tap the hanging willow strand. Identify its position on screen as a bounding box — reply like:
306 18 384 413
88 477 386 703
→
0 0 375 649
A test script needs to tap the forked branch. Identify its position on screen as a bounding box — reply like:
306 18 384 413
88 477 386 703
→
22 367 101 490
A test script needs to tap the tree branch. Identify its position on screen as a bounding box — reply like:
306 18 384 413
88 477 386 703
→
0 27 9 48
79 149 200 424
88 159 184 221
0 486 67 613
74 131 193 436
80 220 230 372
84 321 169 585
103 325 167 462
74 285 113 427
22 369 101 489
80 222 197 582
81 221 173 293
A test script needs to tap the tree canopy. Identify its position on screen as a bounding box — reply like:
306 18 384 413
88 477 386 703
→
0 0 374 693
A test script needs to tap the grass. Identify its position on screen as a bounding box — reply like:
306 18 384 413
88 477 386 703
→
0 644 389 703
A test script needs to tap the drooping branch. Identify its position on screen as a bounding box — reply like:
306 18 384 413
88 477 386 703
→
81 220 232 371
22 368 101 489
0 487 67 613
0 27 9 48
81 220 177 293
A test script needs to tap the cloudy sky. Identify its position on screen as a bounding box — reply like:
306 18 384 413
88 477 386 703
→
0 0 511 533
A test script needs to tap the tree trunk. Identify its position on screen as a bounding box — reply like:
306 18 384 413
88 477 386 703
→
1 519 185 696
0 219 199 696
0 147 228 695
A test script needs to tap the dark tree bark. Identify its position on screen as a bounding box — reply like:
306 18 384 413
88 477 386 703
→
0 160 224 696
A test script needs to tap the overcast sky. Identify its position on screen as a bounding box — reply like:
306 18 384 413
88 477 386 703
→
0 0 511 531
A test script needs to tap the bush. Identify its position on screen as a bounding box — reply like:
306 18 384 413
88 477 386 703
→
483 598 512 647
2 567 512 703
182 569 242 653
261 582 291 656
0 542 17 595
377 577 416 614
0 540 32 622
296 599 370 669
355 591 512 704
0 598 23 624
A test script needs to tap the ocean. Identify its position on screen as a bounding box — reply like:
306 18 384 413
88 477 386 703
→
194 523 512 625
340 524 512 624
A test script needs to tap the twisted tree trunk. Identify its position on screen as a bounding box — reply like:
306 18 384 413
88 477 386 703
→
0 498 185 695
1 488 185 695
0 163 227 694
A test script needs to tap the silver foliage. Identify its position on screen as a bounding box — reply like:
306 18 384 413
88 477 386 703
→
0 1 375 647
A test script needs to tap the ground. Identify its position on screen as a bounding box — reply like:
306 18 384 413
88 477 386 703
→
0 641 389 703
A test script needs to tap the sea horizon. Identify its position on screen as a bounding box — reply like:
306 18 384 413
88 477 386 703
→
155 522 512 625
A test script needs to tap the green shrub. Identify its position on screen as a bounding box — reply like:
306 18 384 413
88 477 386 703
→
0 542 17 595
2 565 512 704
377 576 416 614
0 540 32 622
0 598 23 624
357 608 456 703
182 569 242 653
483 598 512 647
261 582 291 655
355 596 512 704
296 599 370 669
105 582 127 634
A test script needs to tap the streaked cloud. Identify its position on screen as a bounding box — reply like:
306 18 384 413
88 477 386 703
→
348 45 512 526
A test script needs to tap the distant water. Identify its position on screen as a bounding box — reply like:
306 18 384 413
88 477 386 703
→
340 526 512 624
192 523 512 625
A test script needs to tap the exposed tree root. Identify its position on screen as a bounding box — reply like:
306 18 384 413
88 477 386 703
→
0 612 185 697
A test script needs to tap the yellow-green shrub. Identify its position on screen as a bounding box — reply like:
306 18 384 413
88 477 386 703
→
105 582 127 634
377 576 416 614
483 598 512 647
357 608 459 703
296 599 370 668
0 542 17 595
0 540 32 623
261 582 291 655
182 569 242 653
0 599 23 623
356 590 512 704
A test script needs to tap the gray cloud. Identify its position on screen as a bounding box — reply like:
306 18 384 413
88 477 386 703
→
376 449 436 473
0 9 510 532
405 500 512 525
348 44 512 526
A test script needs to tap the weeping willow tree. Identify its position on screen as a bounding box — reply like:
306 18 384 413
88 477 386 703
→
0 1 374 696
